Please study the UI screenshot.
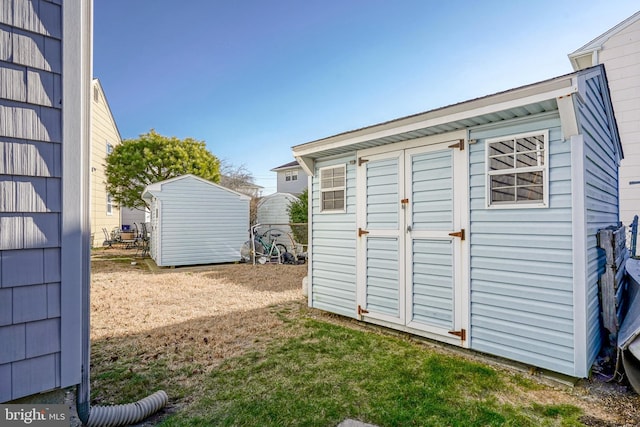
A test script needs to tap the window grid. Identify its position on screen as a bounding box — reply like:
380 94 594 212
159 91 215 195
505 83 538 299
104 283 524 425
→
487 132 547 206
320 165 346 212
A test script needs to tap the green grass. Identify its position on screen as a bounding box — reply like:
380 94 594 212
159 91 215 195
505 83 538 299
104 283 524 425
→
153 319 585 427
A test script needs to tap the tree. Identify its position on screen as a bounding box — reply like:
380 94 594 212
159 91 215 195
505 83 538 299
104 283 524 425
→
105 129 220 210
287 188 308 244
219 160 255 193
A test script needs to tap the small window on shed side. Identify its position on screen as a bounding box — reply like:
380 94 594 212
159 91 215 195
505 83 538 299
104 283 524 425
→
486 130 548 208
320 165 346 212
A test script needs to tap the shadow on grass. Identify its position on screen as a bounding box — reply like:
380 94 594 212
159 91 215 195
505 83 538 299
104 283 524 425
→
90 301 591 427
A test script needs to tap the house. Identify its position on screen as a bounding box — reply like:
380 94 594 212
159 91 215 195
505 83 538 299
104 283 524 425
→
569 11 640 225
292 65 622 378
90 78 122 244
271 160 308 195
0 0 92 402
142 174 250 267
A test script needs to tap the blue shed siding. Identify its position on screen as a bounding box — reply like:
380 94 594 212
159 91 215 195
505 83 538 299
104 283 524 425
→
0 1 65 401
468 115 578 375
577 73 621 368
151 177 249 266
311 156 357 317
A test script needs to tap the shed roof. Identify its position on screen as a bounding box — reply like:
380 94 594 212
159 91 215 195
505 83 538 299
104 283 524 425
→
292 66 621 175
142 174 251 201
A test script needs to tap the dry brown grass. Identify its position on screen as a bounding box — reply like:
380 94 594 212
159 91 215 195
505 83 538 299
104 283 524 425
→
89 248 640 425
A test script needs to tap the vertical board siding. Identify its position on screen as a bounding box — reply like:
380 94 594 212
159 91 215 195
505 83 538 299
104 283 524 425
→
311 156 357 317
577 73 620 367
0 0 64 401
469 116 577 376
151 177 249 266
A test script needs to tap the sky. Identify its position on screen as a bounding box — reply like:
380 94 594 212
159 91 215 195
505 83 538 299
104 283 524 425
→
93 1 639 195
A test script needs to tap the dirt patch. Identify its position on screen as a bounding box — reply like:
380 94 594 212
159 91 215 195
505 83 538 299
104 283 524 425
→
90 249 640 426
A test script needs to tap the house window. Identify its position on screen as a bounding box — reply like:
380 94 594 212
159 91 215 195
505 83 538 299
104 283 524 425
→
285 170 298 181
486 131 548 207
106 142 113 154
93 86 99 102
320 165 346 212
106 193 113 215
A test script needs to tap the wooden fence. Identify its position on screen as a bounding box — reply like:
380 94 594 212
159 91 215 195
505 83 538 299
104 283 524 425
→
598 224 630 340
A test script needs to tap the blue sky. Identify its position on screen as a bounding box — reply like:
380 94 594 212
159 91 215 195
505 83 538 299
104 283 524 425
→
93 1 639 195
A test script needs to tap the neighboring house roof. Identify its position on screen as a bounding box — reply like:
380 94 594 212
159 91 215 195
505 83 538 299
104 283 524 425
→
142 174 251 201
271 160 302 171
292 66 623 174
568 11 640 70
92 78 123 141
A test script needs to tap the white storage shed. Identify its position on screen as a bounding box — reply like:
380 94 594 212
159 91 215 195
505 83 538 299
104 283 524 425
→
292 66 623 378
142 174 250 267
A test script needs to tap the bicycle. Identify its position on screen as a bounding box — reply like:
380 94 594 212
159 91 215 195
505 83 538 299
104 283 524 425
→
240 224 288 264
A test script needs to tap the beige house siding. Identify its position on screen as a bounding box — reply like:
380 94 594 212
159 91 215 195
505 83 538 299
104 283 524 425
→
90 79 122 245
570 12 640 224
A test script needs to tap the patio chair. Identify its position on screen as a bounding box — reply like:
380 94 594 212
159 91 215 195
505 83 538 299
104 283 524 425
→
101 228 114 248
135 222 150 257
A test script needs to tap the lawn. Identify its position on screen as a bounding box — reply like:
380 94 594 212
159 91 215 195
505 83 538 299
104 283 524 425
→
89 249 640 426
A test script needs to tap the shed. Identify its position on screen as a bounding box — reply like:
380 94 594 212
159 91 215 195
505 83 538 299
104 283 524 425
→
292 65 622 378
142 174 250 267
256 192 300 252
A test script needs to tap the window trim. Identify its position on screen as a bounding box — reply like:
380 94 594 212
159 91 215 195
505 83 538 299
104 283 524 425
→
485 130 549 209
106 193 113 216
319 164 346 213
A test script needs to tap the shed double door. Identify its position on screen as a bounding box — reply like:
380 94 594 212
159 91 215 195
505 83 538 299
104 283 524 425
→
356 140 468 346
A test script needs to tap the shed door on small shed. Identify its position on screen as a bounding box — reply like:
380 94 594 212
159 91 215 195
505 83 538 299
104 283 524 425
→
356 140 468 345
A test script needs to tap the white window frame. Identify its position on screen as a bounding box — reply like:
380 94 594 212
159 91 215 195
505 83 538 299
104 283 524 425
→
106 193 113 215
319 164 346 213
106 142 113 155
285 170 298 181
485 130 549 209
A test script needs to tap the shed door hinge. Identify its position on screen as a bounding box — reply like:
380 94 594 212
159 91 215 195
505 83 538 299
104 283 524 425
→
448 139 465 151
449 229 465 240
358 305 369 316
358 157 369 166
448 328 466 341
358 228 370 237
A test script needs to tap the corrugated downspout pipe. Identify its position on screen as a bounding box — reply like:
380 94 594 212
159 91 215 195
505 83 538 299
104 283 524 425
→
77 390 169 427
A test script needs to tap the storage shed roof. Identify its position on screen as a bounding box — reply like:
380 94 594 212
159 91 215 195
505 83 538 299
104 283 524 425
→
142 174 251 201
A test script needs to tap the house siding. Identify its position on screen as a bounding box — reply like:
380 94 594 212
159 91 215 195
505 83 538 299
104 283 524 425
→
150 177 249 266
276 166 308 195
596 18 640 224
90 80 121 244
0 0 65 402
468 114 578 376
310 155 357 318
576 72 621 371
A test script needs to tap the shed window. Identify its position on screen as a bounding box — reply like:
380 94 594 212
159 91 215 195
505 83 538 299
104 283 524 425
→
486 131 548 207
320 165 346 212
106 193 113 215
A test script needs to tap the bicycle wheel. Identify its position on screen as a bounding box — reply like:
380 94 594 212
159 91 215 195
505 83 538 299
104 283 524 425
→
240 240 265 263
274 243 288 264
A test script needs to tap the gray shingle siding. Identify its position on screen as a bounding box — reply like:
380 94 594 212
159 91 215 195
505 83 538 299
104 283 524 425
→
0 0 66 401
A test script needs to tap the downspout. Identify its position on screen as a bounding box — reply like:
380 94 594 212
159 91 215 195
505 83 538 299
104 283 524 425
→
75 226 168 427
76 189 167 427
